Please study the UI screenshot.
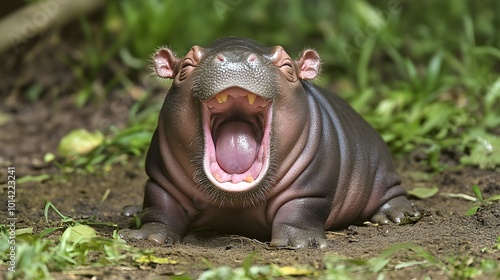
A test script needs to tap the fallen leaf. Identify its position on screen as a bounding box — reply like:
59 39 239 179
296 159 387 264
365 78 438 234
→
408 185 439 199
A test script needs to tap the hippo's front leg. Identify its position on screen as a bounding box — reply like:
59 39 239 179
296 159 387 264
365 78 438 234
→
270 197 330 249
119 180 188 244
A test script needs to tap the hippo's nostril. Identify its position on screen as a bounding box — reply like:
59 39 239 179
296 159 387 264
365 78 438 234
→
216 54 225 62
247 54 257 62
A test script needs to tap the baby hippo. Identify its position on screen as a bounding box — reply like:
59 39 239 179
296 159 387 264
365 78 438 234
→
119 37 420 248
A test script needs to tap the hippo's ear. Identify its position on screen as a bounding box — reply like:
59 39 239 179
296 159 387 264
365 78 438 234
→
296 49 321 80
153 47 180 79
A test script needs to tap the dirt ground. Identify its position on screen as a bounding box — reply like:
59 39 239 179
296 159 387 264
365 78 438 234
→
1 88 499 280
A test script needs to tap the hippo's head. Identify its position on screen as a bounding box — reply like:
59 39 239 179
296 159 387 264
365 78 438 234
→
152 37 320 207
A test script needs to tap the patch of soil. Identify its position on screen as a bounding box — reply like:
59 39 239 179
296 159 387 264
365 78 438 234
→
1 93 499 280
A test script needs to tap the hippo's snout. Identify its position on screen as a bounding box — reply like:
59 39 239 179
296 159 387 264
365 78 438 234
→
192 49 279 102
213 50 261 64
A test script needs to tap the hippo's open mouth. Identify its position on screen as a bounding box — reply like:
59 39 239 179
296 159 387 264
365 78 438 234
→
202 87 272 192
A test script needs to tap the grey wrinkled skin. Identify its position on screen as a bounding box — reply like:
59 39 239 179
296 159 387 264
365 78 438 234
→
119 37 421 249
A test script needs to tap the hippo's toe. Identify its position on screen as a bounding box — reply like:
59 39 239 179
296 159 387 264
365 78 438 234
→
371 196 422 225
270 227 329 249
119 222 182 245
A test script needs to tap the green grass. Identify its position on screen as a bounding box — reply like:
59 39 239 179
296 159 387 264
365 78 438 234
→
192 243 500 280
0 202 152 280
466 185 500 216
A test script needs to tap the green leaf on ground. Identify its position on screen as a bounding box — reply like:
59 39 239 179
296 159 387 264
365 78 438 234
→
408 185 439 199
64 224 97 242
134 255 179 265
58 129 105 157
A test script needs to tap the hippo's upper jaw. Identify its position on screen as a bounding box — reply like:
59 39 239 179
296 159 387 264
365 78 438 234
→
202 86 273 193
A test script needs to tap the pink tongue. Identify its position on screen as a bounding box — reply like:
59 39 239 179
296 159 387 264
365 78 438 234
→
216 121 257 174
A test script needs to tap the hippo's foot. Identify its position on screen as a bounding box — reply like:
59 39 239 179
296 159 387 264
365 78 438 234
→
270 226 329 249
371 196 422 225
118 222 182 245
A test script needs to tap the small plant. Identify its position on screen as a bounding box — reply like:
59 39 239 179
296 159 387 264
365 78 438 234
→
447 255 500 279
323 243 448 279
198 252 319 280
465 185 500 216
198 253 277 280
1 202 153 280
52 91 161 173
